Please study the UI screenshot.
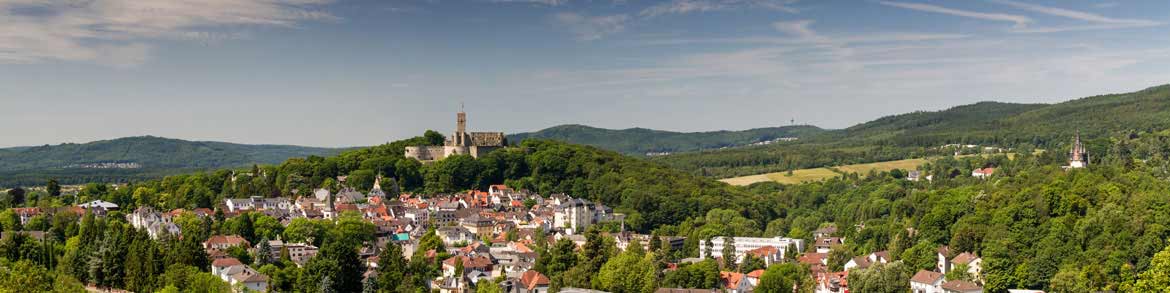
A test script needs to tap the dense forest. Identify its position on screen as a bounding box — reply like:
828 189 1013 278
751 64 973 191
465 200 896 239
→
0 136 349 187
509 124 825 156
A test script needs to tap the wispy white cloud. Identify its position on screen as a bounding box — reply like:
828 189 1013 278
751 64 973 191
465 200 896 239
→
0 0 336 66
989 0 1163 33
553 12 631 41
640 0 798 18
488 0 570 6
878 1 1032 28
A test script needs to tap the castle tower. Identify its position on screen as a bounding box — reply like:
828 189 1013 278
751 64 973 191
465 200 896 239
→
455 104 468 146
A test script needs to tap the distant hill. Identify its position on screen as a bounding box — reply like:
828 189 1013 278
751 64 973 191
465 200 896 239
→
0 136 350 187
655 84 1170 178
508 124 826 156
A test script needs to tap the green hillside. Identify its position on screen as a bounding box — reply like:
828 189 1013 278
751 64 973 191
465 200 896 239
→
508 124 825 156
656 84 1170 178
0 136 349 187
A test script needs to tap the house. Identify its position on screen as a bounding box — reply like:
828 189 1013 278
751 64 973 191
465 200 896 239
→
127 207 180 239
937 246 952 274
518 270 550 293
746 246 782 267
259 238 318 266
461 214 495 238
437 226 478 246
211 257 269 292
971 168 995 179
910 270 945 293
799 252 828 266
230 268 270 292
700 236 804 263
844 255 871 272
816 270 848 293
77 200 119 214
845 251 891 271
813 237 843 253
211 257 245 276
745 269 765 287
11 208 40 225
941 280 983 293
720 271 753 293
813 225 837 238
951 252 983 281
204 235 251 251
443 255 495 278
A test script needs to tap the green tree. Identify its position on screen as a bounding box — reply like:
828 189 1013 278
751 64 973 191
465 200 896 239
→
722 237 736 269
739 254 766 273
755 263 813 293
594 248 657 293
827 245 852 272
847 262 912 293
377 241 408 291
1134 243 1170 291
47 179 61 197
477 279 505 293
347 169 377 192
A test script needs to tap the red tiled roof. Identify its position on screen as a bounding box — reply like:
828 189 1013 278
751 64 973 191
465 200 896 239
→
212 257 243 267
746 269 765 279
205 235 249 247
941 280 982 291
520 270 550 290
747 245 778 257
910 270 944 284
799 253 827 265
951 252 979 265
720 272 744 289
443 255 493 270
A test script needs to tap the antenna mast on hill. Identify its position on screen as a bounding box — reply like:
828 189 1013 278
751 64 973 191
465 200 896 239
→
791 118 795 126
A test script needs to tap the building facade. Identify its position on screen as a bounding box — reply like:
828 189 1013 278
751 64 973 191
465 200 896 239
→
700 236 805 263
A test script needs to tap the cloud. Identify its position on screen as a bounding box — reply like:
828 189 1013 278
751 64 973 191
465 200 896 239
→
553 12 630 41
878 1 1031 28
989 0 1162 33
640 0 798 17
772 20 820 40
488 0 569 6
0 0 336 66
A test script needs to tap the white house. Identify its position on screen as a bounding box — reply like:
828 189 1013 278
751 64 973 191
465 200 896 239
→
950 252 983 282
910 270 945 293
126 207 180 239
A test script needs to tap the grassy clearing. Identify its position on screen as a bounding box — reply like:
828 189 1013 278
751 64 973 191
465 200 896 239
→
720 158 929 186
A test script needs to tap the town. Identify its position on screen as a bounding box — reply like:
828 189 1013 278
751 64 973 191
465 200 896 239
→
0 110 1101 293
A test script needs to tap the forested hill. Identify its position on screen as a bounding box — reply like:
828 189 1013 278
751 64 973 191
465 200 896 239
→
655 84 1170 178
830 84 1170 147
507 124 826 156
0 136 350 187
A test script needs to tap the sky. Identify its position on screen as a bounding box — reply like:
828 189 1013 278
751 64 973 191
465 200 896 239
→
2 0 1169 148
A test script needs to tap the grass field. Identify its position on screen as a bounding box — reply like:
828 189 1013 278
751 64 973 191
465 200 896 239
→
719 158 930 186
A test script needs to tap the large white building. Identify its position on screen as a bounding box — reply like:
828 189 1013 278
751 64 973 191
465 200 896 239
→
700 236 805 263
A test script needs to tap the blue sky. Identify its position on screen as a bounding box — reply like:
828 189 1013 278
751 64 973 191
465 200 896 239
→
2 0 1169 147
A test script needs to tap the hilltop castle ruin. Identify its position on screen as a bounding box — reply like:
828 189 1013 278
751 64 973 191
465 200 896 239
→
405 109 505 161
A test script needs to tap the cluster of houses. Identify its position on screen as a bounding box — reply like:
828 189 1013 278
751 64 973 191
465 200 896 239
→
136 176 635 292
